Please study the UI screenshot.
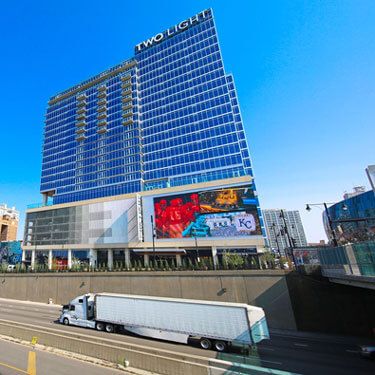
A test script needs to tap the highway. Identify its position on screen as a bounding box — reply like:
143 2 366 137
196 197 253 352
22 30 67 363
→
0 338 126 375
0 298 374 374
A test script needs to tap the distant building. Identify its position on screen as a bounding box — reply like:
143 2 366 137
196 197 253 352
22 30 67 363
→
263 209 308 255
308 240 326 246
343 186 366 200
0 204 19 241
366 165 375 192
324 190 375 243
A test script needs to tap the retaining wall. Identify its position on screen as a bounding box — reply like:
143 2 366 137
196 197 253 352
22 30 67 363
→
0 270 296 330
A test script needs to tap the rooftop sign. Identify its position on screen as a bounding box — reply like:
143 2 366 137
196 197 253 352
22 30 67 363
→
135 9 212 54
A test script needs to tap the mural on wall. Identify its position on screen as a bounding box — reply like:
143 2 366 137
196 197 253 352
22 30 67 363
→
153 186 261 239
0 241 22 264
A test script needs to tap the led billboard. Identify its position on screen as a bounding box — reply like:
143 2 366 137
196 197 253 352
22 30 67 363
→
153 186 261 239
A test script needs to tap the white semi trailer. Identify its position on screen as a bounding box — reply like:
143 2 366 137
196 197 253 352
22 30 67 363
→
59 293 269 352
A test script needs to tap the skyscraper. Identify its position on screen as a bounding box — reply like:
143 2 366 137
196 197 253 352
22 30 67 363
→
262 209 307 255
24 9 265 270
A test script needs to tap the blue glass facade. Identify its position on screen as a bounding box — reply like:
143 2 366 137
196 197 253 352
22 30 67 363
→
40 9 258 206
324 191 375 242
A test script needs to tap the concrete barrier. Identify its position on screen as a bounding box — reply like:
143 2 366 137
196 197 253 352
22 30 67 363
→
0 270 296 330
0 318 276 375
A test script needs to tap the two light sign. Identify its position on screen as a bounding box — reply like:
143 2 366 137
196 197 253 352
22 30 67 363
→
135 9 211 53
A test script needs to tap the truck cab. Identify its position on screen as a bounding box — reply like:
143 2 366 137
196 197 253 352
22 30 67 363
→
59 294 96 329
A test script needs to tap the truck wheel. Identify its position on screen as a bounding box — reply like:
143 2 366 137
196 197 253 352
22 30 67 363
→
199 338 212 350
214 340 227 352
96 322 105 331
105 324 114 333
63 318 69 326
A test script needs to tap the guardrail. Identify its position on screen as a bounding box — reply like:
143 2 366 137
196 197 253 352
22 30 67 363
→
26 201 53 209
321 262 375 277
0 318 289 375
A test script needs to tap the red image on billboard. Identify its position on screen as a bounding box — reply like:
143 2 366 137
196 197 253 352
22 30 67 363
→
154 186 261 239
154 193 200 238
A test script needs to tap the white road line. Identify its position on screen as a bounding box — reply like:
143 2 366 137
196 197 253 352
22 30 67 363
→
345 349 358 353
294 343 308 347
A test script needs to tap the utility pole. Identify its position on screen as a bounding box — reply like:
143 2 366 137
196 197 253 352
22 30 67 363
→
270 222 282 257
151 215 155 266
279 210 297 267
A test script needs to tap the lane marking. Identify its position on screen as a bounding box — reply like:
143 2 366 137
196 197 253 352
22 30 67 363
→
0 360 29 374
27 351 36 375
294 343 308 347
346 349 358 353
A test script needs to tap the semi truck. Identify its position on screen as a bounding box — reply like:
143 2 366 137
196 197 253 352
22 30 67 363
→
59 293 269 352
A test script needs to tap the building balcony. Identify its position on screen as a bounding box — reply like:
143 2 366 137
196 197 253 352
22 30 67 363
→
97 105 106 113
97 91 107 99
76 120 86 127
121 89 132 96
97 98 107 106
76 128 85 134
77 100 86 107
122 112 133 118
121 75 131 81
98 119 107 127
76 134 87 142
77 93 87 100
121 82 132 90
122 104 132 112
77 107 86 115
122 97 132 104
97 112 106 120
97 127 107 134
98 85 106 91
123 119 133 126
76 113 86 121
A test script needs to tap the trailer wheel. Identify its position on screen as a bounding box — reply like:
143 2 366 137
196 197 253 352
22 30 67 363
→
96 322 105 331
63 318 69 326
105 324 114 333
214 340 227 352
199 338 212 350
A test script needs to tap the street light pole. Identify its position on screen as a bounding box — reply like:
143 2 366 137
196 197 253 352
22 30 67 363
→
323 202 338 247
279 210 297 267
192 229 199 262
306 202 338 247
270 223 281 257
151 215 155 266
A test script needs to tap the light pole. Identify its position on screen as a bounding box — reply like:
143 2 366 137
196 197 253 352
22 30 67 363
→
150 215 155 265
306 202 339 247
192 229 199 262
279 210 297 267
270 222 281 257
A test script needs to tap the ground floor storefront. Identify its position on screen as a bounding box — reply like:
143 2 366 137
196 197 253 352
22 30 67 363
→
22 247 266 271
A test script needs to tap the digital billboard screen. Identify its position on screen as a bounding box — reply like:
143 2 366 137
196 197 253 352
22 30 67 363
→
153 186 261 239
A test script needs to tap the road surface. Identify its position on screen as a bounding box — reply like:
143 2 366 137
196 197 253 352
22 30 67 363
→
0 297 374 374
0 337 127 375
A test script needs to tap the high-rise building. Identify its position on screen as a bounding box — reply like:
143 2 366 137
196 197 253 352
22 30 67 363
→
0 204 19 241
40 9 253 205
24 9 265 270
262 209 307 255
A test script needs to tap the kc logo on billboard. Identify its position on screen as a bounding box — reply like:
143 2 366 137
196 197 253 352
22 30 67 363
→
234 214 256 233
135 9 211 53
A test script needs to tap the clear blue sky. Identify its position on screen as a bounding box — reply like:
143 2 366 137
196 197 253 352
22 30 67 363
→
1 0 374 241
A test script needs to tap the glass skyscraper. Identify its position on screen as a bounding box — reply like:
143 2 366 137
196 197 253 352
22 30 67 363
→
24 9 265 270
40 9 255 205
